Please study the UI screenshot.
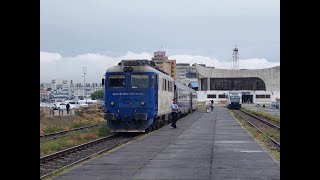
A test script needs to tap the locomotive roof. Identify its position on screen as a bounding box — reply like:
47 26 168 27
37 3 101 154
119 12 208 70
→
106 65 174 81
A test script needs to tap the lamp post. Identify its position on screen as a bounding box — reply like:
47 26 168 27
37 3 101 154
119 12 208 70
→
83 66 87 102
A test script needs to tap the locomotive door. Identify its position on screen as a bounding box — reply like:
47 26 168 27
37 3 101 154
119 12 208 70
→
153 74 158 112
190 92 192 111
174 84 178 100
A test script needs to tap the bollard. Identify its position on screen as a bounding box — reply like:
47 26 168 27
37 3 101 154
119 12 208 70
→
59 109 61 116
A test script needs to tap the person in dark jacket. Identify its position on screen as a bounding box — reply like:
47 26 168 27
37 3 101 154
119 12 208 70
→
210 100 214 111
66 103 70 115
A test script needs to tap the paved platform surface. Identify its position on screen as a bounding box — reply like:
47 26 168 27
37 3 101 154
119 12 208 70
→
54 107 280 180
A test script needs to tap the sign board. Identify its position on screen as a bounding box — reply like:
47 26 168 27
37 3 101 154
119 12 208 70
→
154 51 166 57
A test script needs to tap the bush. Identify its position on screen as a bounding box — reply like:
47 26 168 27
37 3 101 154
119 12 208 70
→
98 124 111 137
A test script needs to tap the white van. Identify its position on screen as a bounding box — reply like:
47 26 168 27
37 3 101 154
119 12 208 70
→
65 101 81 109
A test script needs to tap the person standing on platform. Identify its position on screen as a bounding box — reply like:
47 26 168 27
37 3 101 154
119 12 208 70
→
210 100 214 111
171 98 179 128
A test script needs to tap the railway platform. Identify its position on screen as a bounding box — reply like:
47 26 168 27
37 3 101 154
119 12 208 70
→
54 106 280 180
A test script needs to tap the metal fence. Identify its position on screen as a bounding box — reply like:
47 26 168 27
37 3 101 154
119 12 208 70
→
40 104 103 117
40 107 79 117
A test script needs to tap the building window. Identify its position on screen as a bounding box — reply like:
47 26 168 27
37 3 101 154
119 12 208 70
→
200 78 208 90
218 94 226 98
209 77 266 90
256 95 270 98
207 94 216 98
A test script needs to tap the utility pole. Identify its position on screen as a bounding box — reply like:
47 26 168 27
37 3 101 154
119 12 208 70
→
83 66 87 102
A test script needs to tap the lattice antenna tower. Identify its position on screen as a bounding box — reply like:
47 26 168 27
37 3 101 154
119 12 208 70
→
232 45 239 69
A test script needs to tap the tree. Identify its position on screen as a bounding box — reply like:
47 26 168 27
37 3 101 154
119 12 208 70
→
91 90 104 100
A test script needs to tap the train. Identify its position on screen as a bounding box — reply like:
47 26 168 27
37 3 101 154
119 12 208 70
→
225 91 242 109
103 59 197 132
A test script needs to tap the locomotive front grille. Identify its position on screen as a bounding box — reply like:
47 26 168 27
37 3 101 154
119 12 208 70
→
134 113 147 121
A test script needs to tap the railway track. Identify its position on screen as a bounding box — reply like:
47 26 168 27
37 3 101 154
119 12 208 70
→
40 122 104 140
40 133 138 179
239 109 280 130
233 109 280 149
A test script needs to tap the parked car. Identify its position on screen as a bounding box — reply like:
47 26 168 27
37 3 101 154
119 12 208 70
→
79 103 88 108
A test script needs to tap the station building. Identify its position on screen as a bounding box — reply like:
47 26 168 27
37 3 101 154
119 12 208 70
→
195 64 280 104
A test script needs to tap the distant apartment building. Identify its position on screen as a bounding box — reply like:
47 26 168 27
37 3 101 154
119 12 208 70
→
40 90 51 102
176 63 205 86
176 63 196 85
70 82 103 99
41 79 103 101
151 51 177 80
40 83 52 91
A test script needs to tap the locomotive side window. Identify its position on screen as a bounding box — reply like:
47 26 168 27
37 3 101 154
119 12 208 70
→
169 81 173 92
164 79 167 91
131 75 149 88
162 79 165 91
152 75 157 88
109 75 125 88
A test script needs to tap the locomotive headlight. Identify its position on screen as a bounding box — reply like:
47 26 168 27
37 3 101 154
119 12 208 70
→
140 101 145 106
110 101 115 106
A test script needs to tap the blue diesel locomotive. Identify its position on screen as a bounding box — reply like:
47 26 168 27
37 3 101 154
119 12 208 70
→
103 59 197 132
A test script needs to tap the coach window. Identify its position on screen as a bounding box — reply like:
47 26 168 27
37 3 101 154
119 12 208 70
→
109 75 125 88
131 75 149 88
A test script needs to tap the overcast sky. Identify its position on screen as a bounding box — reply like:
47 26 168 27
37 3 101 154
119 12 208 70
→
40 0 280 83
